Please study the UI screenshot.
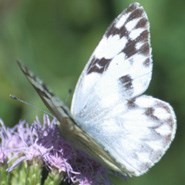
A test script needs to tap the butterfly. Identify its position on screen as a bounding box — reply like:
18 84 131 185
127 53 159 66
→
17 2 176 177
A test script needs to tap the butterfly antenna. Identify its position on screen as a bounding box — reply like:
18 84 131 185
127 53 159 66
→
10 94 54 118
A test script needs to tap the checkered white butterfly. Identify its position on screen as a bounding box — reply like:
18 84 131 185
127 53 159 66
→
18 2 176 176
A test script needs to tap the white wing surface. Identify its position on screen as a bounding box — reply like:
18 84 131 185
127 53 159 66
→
74 95 176 176
71 3 152 115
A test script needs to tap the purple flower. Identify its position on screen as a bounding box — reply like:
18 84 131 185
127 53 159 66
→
0 115 112 185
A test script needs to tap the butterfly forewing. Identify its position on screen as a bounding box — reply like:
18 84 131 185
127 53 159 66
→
17 61 72 123
18 2 176 177
71 3 152 115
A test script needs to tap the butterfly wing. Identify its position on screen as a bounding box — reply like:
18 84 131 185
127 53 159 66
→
70 2 176 176
80 95 176 176
71 2 152 115
17 61 73 124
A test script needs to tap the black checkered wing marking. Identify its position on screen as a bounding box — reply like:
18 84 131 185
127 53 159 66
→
71 2 152 116
87 2 150 74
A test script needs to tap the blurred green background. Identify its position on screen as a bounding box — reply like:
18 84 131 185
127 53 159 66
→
0 0 184 184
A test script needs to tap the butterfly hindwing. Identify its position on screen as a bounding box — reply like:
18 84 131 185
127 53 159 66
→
85 95 176 176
